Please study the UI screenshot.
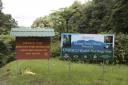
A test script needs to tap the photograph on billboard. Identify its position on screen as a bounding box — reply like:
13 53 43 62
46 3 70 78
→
61 33 114 60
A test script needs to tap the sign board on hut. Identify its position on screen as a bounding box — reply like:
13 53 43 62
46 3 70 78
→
61 33 114 60
10 28 55 59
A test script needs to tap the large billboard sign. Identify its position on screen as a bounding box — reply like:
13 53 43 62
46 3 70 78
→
16 37 51 59
61 33 114 60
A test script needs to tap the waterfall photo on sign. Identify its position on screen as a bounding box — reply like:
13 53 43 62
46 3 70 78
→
61 33 114 60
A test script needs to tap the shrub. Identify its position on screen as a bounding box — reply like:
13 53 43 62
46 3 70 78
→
114 33 128 63
51 40 61 57
0 35 15 67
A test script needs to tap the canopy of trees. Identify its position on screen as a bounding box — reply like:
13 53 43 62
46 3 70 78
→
109 0 128 33
0 0 17 34
0 13 17 34
32 0 128 34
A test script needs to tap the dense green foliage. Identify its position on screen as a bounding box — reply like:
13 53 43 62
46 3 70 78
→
32 0 128 63
109 0 128 33
32 1 83 33
114 33 128 63
32 0 128 33
0 12 17 34
0 0 17 67
0 35 15 67
0 0 17 34
51 40 60 57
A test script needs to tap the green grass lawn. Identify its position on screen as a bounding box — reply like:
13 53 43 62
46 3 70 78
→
0 58 128 85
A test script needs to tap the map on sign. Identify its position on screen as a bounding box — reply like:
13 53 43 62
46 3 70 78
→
61 33 114 60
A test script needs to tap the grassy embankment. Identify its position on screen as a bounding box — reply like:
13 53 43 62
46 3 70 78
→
0 58 128 85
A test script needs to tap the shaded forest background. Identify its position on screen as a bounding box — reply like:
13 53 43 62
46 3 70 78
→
0 0 128 67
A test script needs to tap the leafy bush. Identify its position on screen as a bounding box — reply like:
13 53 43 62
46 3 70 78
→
114 33 128 63
0 35 15 67
51 40 61 57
